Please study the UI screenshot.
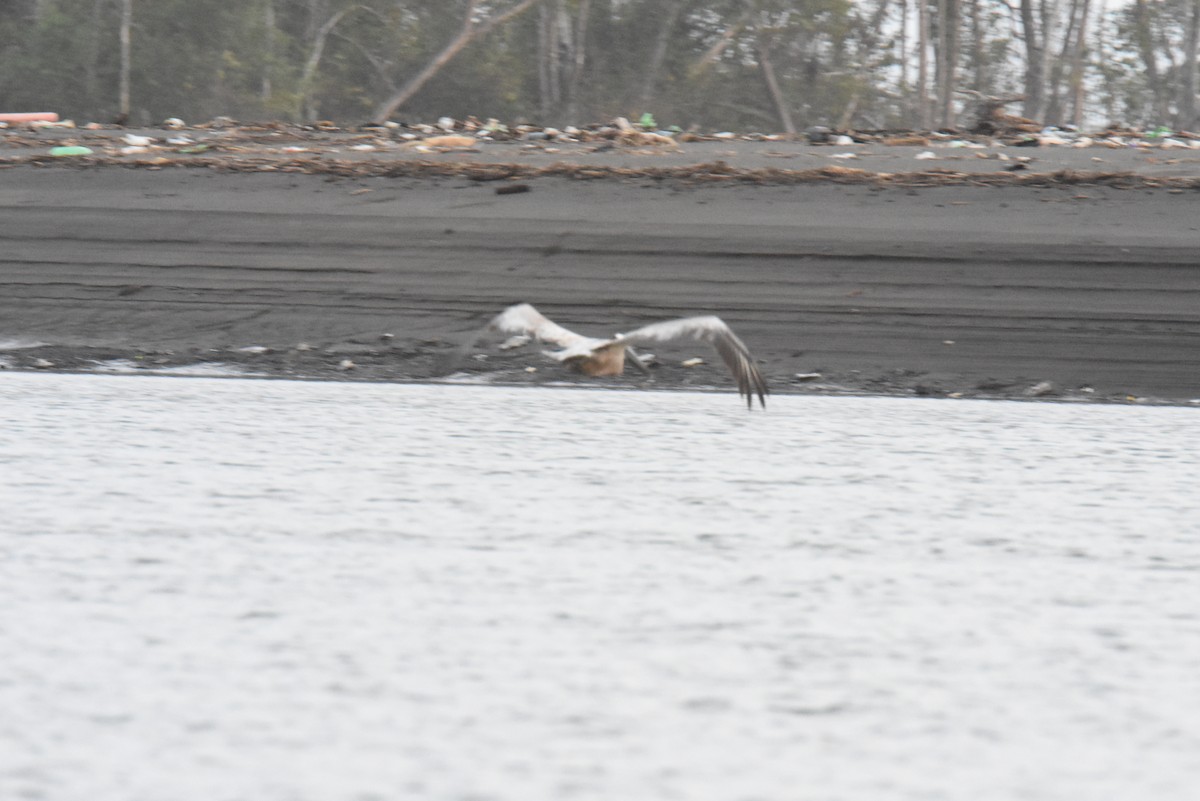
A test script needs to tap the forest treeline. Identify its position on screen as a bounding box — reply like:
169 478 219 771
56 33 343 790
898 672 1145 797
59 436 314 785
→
1 0 1197 132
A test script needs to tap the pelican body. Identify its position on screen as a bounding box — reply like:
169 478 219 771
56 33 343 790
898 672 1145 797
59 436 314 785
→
441 303 768 409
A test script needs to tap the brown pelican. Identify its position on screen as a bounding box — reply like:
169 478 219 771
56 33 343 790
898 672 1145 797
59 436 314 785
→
439 303 768 409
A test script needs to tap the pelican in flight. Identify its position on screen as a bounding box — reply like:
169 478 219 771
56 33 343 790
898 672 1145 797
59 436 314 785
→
439 303 768 409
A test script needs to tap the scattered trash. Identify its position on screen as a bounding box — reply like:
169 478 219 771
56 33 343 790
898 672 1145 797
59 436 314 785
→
915 151 937 160
122 134 154 147
237 345 270 354
638 112 656 129
681 357 705 367
806 126 832 144
828 152 857 160
0 112 59 123
524 366 538 373
163 117 186 129
33 358 55 368
793 372 822 382
1025 381 1056 397
408 134 476 151
337 359 356 370
48 146 93 157
495 183 530 196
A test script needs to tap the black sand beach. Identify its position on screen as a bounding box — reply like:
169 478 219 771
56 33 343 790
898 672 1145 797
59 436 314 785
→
2 139 1199 403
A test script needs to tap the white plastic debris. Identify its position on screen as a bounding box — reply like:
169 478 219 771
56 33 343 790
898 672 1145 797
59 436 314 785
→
163 117 185 129
437 116 456 131
828 152 857 159
122 134 154 147
915 151 937 160
120 146 148 155
337 359 356 370
833 135 855 146
681 357 705 367
237 345 269 354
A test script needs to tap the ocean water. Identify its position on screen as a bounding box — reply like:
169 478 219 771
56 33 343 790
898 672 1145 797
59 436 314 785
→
1 373 1198 801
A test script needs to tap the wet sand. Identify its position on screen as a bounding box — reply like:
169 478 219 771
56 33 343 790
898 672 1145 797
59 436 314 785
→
2 159 1199 403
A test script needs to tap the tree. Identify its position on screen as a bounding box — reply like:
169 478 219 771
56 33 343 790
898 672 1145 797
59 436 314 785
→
372 0 548 122
117 0 132 121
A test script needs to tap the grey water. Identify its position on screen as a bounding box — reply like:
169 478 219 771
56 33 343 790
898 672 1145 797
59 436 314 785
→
2 372 1199 801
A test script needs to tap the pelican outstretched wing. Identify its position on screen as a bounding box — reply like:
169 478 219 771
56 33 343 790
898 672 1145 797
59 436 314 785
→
488 303 591 349
434 303 590 375
616 316 768 409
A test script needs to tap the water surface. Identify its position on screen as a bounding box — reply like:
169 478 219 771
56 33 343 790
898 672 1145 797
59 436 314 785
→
2 373 1198 801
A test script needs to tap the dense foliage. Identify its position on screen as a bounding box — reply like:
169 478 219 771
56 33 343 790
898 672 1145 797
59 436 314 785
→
0 0 1196 131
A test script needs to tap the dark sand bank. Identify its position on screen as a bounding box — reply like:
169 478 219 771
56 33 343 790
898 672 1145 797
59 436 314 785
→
2 161 1198 403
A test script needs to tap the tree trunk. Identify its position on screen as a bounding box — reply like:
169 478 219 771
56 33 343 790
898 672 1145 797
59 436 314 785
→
1131 0 1166 123
1068 0 1091 128
298 4 366 121
899 0 909 112
118 0 132 122
84 0 105 115
262 0 275 103
758 42 795 135
565 0 590 122
1044 0 1079 125
537 6 551 118
918 0 931 127
1183 0 1200 129
939 0 960 127
639 0 687 110
1018 0 1044 121
971 0 985 93
691 10 749 75
373 0 548 123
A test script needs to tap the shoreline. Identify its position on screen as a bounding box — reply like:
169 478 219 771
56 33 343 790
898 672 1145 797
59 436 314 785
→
2 158 1199 406
6 361 1193 408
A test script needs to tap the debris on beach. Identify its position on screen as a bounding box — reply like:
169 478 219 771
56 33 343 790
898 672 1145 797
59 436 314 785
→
5 111 1200 191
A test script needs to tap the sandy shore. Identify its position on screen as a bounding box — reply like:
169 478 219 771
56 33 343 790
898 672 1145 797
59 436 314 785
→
2 153 1199 404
